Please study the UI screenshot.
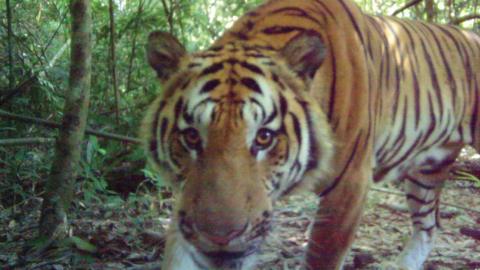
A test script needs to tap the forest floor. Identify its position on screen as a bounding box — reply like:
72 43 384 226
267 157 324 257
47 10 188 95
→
1 148 479 270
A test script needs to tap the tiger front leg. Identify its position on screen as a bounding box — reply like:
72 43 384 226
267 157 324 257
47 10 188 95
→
162 227 202 270
305 169 370 270
392 145 462 270
393 170 451 270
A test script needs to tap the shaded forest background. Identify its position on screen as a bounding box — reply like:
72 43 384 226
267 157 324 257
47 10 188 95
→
1 0 479 269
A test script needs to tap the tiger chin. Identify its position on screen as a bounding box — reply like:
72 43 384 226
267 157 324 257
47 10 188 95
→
141 28 334 270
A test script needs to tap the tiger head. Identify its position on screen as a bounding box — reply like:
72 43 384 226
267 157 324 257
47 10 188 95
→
142 31 334 268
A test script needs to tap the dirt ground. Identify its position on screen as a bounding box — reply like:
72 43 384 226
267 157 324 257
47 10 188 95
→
1 150 479 269
258 180 480 270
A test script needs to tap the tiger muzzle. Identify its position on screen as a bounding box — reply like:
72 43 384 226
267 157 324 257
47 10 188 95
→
178 207 271 266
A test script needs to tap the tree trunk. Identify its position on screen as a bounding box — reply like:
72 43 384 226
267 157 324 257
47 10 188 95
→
39 0 92 239
0 109 140 143
125 0 144 94
425 0 436 22
161 0 174 34
6 0 14 90
109 0 120 124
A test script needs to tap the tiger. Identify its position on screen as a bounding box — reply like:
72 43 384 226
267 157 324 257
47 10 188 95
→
141 0 480 269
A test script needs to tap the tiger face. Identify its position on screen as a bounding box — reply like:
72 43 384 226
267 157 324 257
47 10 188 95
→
142 31 334 268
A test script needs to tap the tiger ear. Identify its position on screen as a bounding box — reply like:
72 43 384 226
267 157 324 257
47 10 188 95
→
147 31 186 82
280 31 327 81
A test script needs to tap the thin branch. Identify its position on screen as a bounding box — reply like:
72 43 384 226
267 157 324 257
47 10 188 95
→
108 0 120 124
125 0 145 93
42 10 68 57
0 137 55 146
0 39 70 106
460 227 480 240
0 109 140 144
391 0 424 16
371 186 480 214
161 0 174 34
0 76 37 106
6 0 14 89
450 14 480 25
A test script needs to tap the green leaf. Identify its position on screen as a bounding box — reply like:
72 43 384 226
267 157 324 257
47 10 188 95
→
67 236 97 253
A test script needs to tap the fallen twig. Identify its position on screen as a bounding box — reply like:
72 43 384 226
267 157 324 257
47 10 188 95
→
0 137 54 146
460 227 480 241
450 14 480 25
0 109 141 144
391 0 423 16
371 186 480 214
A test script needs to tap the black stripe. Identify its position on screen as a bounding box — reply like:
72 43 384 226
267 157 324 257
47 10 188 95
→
209 46 223 52
382 103 408 165
425 157 456 169
200 63 223 76
290 112 302 146
150 101 167 164
300 101 319 171
150 101 166 144
418 30 444 116
245 53 269 58
160 118 169 147
412 206 436 218
437 25 465 62
198 53 218 58
182 108 194 125
419 224 436 232
200 79 221 93
191 97 218 118
406 194 436 205
272 73 285 90
381 134 406 166
472 80 479 139
412 72 421 129
406 176 435 190
263 105 278 125
240 61 264 75
381 19 402 122
381 135 423 174
250 97 266 121
269 7 324 26
149 139 160 164
262 26 307 35
379 19 391 94
188 63 201 68
417 93 435 147
319 132 362 197
174 98 184 120
327 39 337 121
375 133 391 161
338 0 365 46
419 167 443 175
279 93 288 117
314 0 336 20
241 77 262 94
454 30 474 92
424 24 457 106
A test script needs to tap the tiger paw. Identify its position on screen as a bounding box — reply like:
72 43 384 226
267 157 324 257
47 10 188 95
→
378 261 412 270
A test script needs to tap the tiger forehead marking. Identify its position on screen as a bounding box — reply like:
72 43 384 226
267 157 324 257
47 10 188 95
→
175 45 293 141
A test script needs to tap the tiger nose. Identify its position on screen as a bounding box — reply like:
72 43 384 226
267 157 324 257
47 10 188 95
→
201 223 248 246
195 211 249 246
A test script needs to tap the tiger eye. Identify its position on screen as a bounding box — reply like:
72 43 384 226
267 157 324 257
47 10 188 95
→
182 128 201 149
255 128 275 149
